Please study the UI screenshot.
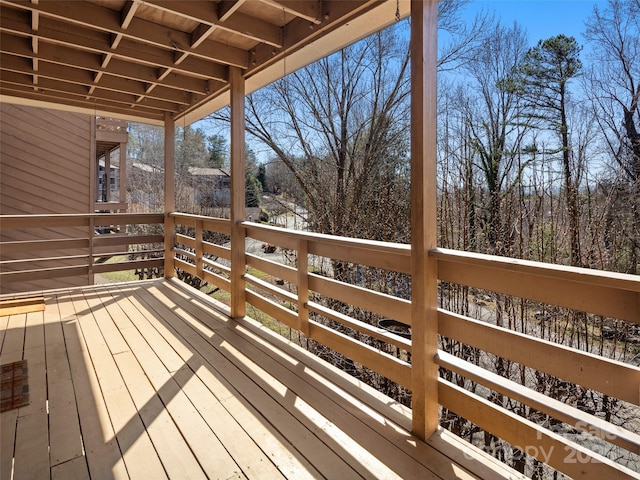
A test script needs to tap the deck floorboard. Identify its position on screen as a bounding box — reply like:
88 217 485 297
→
0 279 520 480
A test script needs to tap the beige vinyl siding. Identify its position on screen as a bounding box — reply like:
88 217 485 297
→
1 103 93 293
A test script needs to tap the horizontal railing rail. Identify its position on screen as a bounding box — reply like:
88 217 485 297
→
96 117 128 132
167 215 639 479
240 221 413 389
432 248 640 478
0 213 164 286
94 201 128 212
171 212 232 292
169 217 413 389
0 213 162 229
432 248 639 323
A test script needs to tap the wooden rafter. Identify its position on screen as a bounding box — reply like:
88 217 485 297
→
263 0 323 24
0 0 387 123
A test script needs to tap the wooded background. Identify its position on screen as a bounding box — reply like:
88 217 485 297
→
125 1 639 476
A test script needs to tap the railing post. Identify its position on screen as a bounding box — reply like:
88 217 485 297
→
88 214 95 285
230 66 246 319
195 219 204 280
164 214 175 278
90 115 97 213
410 0 439 440
297 239 310 336
105 146 111 203
119 140 127 209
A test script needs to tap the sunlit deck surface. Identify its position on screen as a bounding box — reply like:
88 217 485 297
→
0 279 518 480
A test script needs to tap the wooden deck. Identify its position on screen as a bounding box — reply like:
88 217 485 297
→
0 279 520 480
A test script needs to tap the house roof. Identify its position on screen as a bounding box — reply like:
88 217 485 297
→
98 158 120 169
0 0 408 126
131 161 163 174
188 167 230 177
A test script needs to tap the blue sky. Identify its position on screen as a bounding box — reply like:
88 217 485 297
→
460 0 607 46
199 1 611 160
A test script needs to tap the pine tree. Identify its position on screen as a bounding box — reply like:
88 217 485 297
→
517 34 584 266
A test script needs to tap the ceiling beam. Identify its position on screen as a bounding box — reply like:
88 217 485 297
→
0 32 214 96
218 0 245 22
142 0 282 48
218 11 282 47
1 0 249 68
0 10 229 82
190 23 217 49
0 91 166 124
262 0 322 24
0 55 188 108
0 81 168 119
0 74 181 113
111 0 140 50
121 0 140 29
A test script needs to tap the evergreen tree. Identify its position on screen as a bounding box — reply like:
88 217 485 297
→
245 171 262 207
517 34 584 266
176 126 209 169
206 134 228 168
256 163 266 191
245 146 262 207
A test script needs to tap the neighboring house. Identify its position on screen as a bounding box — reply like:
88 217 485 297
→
129 162 230 211
95 117 129 212
188 167 231 207
97 158 120 202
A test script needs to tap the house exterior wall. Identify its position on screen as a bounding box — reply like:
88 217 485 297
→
0 103 94 293
188 168 231 207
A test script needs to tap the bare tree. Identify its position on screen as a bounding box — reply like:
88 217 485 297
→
127 123 165 212
437 1 494 71
464 20 530 255
585 0 640 182
585 0 640 273
237 26 412 244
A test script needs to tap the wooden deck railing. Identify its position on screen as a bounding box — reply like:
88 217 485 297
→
171 212 232 292
95 117 129 145
2 212 637 477
432 248 640 479
0 213 164 286
96 117 128 133
170 213 640 479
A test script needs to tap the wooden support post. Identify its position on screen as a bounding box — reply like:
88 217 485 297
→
119 142 127 209
297 239 310 336
105 149 111 203
89 115 96 284
230 66 246 319
164 112 176 278
95 157 100 209
410 0 439 440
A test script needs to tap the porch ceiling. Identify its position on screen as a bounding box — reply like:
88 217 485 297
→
0 0 405 125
